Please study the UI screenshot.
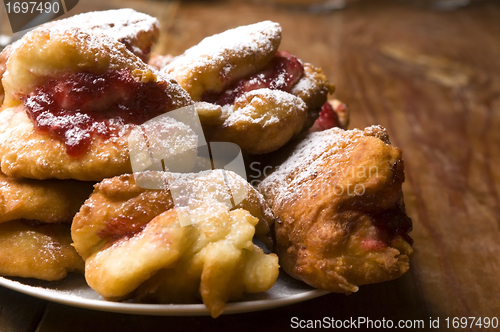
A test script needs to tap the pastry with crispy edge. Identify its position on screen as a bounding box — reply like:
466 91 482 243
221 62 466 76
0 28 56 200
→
0 27 192 180
72 171 279 318
258 126 413 293
163 21 334 154
0 44 11 106
0 220 84 281
0 9 159 105
41 8 160 62
164 21 282 102
0 172 94 224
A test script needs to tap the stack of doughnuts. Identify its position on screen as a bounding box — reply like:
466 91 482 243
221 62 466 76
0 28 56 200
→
0 8 412 318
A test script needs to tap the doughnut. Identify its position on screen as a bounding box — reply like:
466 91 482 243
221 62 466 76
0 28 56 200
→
0 220 84 281
0 172 94 224
258 126 413 293
163 21 334 154
72 171 279 318
0 27 192 180
41 8 160 61
197 89 307 155
164 21 282 101
0 9 159 106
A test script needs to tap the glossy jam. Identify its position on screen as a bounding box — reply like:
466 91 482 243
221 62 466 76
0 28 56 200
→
202 50 304 106
98 216 146 242
23 70 173 158
370 208 414 249
310 101 341 132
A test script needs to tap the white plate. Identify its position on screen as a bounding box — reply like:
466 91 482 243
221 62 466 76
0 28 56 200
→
0 271 329 316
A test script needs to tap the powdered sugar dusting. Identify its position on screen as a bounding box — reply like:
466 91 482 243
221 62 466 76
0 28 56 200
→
164 21 282 100
3 27 158 102
43 8 159 57
291 73 315 95
258 125 390 205
225 88 305 127
133 170 252 227
167 21 280 73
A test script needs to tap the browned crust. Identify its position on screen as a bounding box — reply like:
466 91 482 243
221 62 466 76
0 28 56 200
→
258 126 413 293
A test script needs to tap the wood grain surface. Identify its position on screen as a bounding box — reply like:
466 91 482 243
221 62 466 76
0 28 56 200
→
1 0 499 331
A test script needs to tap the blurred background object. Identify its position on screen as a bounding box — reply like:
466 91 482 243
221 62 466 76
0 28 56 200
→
264 0 360 12
400 0 470 10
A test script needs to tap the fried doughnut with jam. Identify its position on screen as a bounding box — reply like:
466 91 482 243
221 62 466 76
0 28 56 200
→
0 9 159 106
164 21 282 102
72 171 278 318
164 21 333 154
258 126 413 293
0 220 84 281
0 27 192 180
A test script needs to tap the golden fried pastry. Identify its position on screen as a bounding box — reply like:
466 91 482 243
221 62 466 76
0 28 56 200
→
292 64 337 129
258 126 413 293
163 21 333 154
41 9 160 62
131 208 278 318
0 43 14 106
0 172 93 223
0 220 84 281
0 8 160 105
72 171 279 317
0 9 158 106
0 27 192 180
164 21 282 101
196 90 307 155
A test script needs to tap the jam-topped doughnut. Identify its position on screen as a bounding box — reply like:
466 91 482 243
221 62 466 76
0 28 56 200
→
164 21 282 102
0 9 159 106
0 27 192 180
41 9 159 62
163 21 333 154
72 171 279 318
258 126 413 293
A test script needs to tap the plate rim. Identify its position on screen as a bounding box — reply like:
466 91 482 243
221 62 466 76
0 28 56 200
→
0 274 330 316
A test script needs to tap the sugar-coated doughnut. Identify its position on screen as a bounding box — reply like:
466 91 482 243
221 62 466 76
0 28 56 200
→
258 126 413 293
72 171 278 318
0 27 192 180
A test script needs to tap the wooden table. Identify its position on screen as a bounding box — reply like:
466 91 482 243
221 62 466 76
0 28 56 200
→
1 0 499 331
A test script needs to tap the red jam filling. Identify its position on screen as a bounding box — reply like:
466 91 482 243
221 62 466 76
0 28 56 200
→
201 50 304 106
97 216 146 242
309 101 342 133
360 238 388 251
23 70 174 158
364 208 414 250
